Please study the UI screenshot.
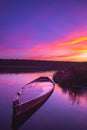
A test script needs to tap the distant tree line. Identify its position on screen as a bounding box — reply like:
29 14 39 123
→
0 59 87 67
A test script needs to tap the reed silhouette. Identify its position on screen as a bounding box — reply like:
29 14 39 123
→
53 66 87 104
53 66 87 87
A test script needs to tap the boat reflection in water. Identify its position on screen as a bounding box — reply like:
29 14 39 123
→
12 77 55 130
12 96 50 130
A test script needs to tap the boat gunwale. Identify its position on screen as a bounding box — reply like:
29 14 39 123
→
13 84 54 108
13 77 55 107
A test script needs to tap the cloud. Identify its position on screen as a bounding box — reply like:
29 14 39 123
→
1 15 87 62
1 33 87 62
29 35 87 61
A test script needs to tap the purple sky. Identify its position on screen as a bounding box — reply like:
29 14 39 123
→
0 0 87 61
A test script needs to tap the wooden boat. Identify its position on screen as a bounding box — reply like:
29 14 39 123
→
13 77 55 116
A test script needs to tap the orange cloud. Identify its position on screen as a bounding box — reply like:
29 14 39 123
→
55 36 87 47
29 36 87 62
68 37 87 44
1 33 87 62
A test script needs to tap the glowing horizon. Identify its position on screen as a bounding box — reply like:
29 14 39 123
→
0 0 87 62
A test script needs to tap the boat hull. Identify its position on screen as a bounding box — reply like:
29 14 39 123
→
14 87 54 116
13 77 55 116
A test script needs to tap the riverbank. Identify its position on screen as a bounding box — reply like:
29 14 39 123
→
53 66 87 88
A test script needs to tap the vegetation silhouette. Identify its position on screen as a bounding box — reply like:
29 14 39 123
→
53 66 87 104
53 66 87 87
62 86 87 105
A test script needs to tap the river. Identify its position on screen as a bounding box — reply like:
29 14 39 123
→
0 71 87 130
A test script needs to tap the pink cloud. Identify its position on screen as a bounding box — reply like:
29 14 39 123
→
1 26 87 62
29 33 87 61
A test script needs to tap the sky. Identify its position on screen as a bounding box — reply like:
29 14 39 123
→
0 0 87 62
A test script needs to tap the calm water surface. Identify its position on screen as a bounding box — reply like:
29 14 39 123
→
0 71 87 130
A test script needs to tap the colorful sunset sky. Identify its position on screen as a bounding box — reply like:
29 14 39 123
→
1 0 87 62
